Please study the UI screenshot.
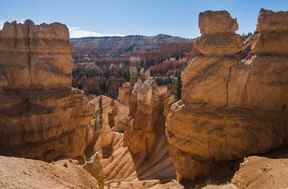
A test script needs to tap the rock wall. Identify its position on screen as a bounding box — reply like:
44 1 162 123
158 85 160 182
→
166 10 288 182
0 20 92 161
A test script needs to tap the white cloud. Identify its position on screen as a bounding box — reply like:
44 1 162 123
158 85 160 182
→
0 21 4 30
69 26 124 38
0 22 124 38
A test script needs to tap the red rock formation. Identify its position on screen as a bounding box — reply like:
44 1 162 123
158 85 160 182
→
0 20 92 161
166 10 288 182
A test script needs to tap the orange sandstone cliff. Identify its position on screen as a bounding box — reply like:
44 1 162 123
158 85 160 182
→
0 20 92 161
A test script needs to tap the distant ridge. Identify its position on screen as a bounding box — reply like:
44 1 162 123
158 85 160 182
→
71 34 192 59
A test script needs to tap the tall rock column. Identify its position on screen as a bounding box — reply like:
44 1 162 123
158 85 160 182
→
118 82 131 106
0 20 92 161
124 79 176 180
182 10 242 107
166 10 288 182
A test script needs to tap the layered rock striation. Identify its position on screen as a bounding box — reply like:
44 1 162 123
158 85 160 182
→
195 11 242 56
125 79 176 180
166 10 288 182
0 20 92 161
253 9 288 55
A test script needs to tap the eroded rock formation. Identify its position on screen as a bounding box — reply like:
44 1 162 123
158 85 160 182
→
2 9 288 189
166 10 288 182
88 95 136 183
195 11 242 56
87 79 177 186
0 20 92 161
118 82 131 106
125 79 176 180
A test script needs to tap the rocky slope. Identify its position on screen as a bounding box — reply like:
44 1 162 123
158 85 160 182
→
0 156 102 189
0 20 92 161
166 9 288 183
232 152 288 189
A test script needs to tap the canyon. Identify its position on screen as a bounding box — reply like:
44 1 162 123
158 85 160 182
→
0 8 288 189
71 34 192 98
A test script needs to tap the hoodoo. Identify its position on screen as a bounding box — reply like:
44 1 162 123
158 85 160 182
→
0 21 92 161
124 79 176 180
166 10 288 182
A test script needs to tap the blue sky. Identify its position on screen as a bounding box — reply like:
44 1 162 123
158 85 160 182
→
1 0 288 38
